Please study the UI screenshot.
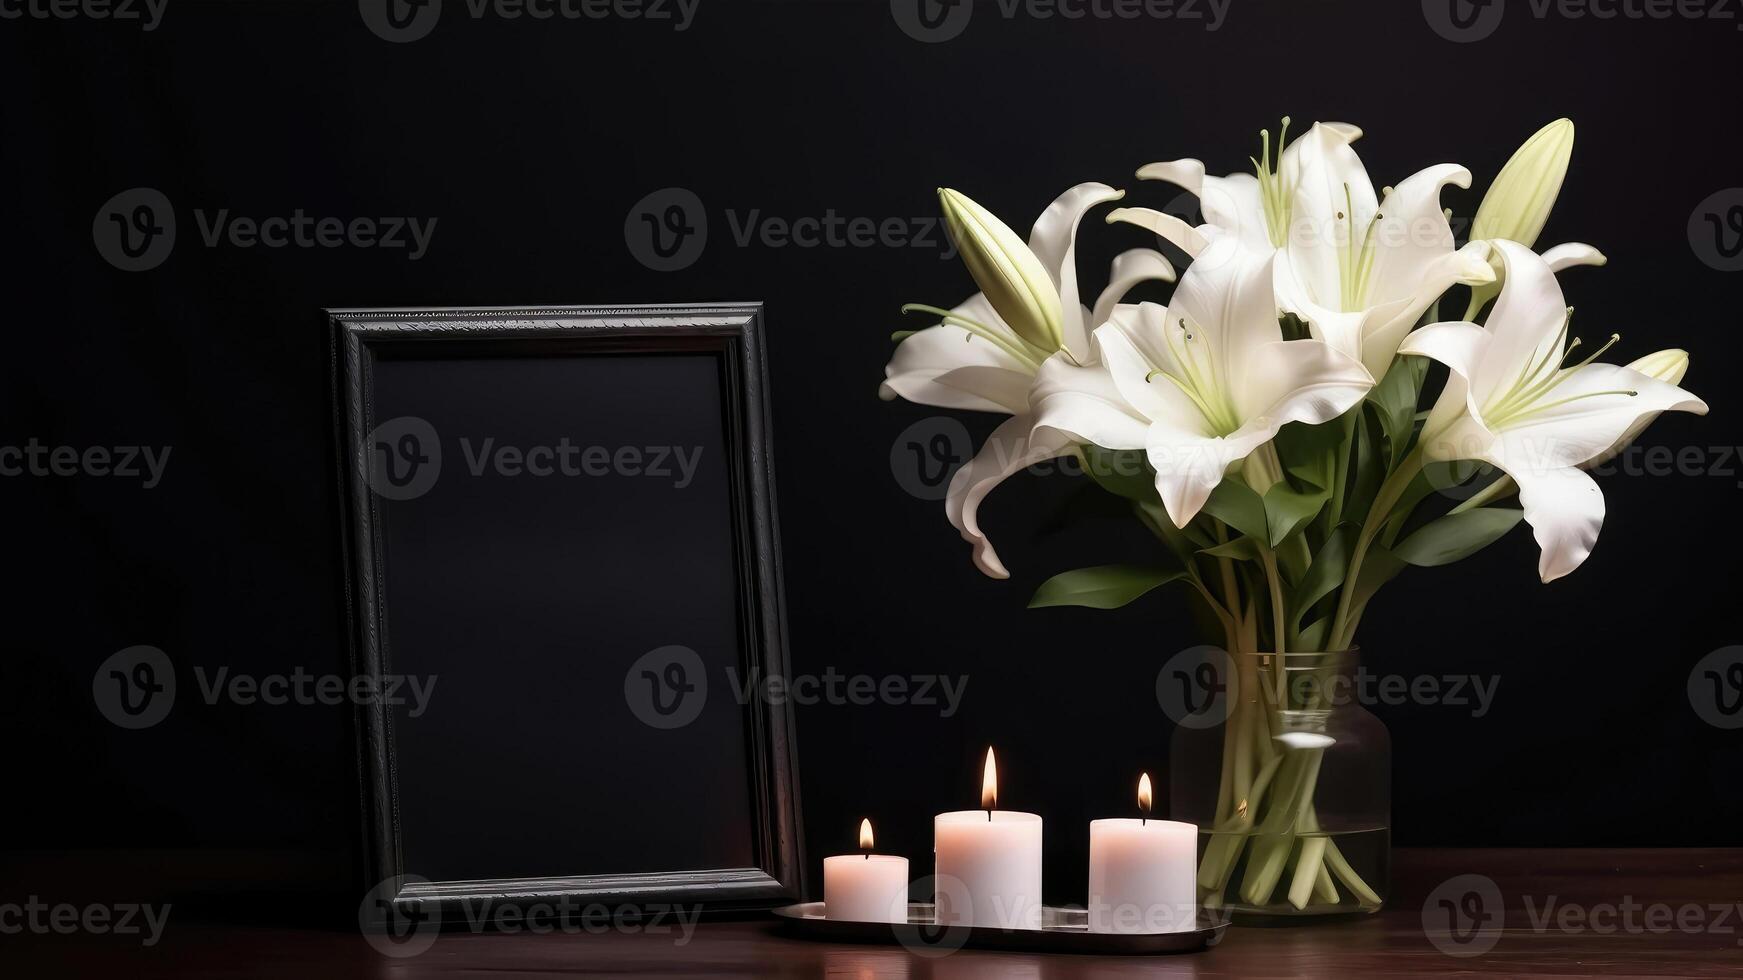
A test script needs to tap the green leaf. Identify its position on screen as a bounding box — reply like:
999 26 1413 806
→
1393 508 1524 568
1274 418 1345 492
1201 480 1267 542
1198 537 1262 562
1297 617 1332 651
1349 545 1406 621
1133 501 1198 566
1279 312 1312 342
1366 355 1428 469
1345 410 1384 522
1082 445 1157 503
1029 565 1188 610
1291 525 1354 627
1264 483 1329 548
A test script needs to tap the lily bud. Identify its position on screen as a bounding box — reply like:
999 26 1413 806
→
1626 348 1690 386
1472 119 1574 248
938 188 1064 353
1588 349 1693 468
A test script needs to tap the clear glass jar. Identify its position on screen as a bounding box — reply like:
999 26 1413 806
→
1169 650 1390 923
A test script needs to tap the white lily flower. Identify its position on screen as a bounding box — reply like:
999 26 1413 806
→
1400 241 1708 583
1123 117 1364 255
1030 236 1373 528
1268 125 1495 381
1118 120 1493 381
880 183 1176 577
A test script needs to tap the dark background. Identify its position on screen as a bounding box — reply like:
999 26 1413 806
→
1 0 1737 917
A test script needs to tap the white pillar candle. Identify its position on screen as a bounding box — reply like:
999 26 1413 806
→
824 819 910 923
932 749 1043 930
1087 774 1197 934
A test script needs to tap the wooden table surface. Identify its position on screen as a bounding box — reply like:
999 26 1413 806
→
5 849 1740 978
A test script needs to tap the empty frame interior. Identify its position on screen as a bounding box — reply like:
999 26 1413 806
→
366 343 759 885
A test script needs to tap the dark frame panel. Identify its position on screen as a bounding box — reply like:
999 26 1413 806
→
327 304 803 926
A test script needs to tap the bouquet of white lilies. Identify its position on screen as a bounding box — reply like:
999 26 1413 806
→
880 118 1708 917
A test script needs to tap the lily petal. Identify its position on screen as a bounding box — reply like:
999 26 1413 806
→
881 294 1035 414
1030 183 1127 361
1168 236 1280 371
1096 308 1211 428
1484 440 1605 584
1471 240 1577 408
1232 339 1374 432
1144 419 1263 528
1107 206 1211 258
1398 319 1492 382
1028 356 1150 452
1284 122 1379 297
1091 248 1177 328
1489 363 1708 469
945 414 1073 579
1540 241 1608 272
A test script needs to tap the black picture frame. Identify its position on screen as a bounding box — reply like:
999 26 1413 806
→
328 304 803 926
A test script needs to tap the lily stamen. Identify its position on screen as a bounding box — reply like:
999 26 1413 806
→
900 303 1048 371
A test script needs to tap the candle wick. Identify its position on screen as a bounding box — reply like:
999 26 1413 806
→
986 809 992 822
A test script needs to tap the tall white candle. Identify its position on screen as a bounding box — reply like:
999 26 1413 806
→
824 819 910 922
1087 774 1197 934
933 749 1043 930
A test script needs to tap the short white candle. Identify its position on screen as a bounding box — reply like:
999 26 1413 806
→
1087 774 1197 934
933 749 1043 930
824 819 910 923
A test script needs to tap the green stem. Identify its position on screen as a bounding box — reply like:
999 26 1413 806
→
1329 449 1425 650
1449 474 1519 515
1259 548 1289 656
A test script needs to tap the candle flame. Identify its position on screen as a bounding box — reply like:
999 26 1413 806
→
859 818 874 852
980 747 998 812
1138 772 1153 816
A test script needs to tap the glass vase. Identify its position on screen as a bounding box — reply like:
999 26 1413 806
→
1169 649 1389 923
